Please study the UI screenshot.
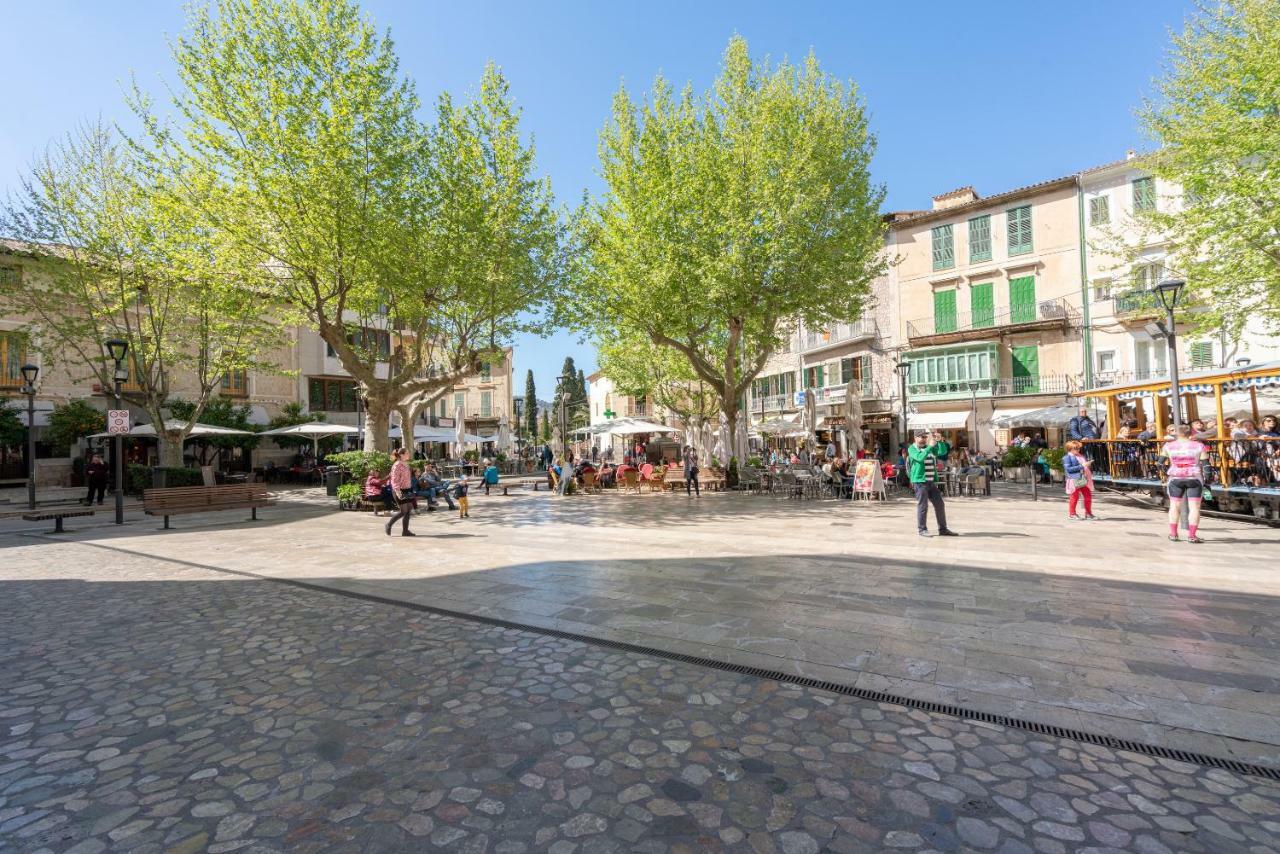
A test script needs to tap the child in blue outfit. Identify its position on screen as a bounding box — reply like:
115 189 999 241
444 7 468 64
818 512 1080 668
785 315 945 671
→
453 477 470 518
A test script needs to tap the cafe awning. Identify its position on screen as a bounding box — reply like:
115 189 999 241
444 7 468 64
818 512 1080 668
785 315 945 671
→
911 410 970 430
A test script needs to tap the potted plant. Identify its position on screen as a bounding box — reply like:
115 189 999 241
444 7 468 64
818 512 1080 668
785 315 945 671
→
336 481 362 509
1042 447 1068 483
1000 446 1035 482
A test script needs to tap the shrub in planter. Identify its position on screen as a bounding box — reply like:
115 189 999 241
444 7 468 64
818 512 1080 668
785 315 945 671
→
1041 447 1067 473
747 456 763 468
727 457 739 489
336 482 362 508
327 450 392 482
1001 446 1035 469
463 449 480 462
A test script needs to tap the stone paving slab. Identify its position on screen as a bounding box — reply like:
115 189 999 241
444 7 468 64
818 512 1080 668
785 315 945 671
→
6 487 1280 769
1 549 1279 852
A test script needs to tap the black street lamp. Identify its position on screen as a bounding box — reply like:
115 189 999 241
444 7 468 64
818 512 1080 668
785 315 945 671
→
1153 278 1186 431
20 363 39 510
895 360 912 446
104 338 129 525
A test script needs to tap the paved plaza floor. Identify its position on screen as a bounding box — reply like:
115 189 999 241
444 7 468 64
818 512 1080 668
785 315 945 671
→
2 486 1279 851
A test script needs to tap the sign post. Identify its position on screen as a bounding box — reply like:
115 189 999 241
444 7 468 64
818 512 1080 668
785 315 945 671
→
107 410 131 435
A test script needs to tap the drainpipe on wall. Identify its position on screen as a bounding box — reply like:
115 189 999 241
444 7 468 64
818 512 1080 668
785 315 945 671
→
1075 179 1094 392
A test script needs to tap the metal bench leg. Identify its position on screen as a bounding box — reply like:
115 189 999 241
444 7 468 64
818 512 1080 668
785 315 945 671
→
164 516 170 530
54 517 64 534
251 507 258 521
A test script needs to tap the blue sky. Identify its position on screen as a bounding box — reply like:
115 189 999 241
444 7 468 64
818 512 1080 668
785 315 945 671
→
0 1 1195 399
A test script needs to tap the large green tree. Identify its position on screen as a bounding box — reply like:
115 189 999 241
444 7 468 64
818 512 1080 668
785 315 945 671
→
1140 0 1280 335
570 36 886 453
149 0 561 451
0 122 284 465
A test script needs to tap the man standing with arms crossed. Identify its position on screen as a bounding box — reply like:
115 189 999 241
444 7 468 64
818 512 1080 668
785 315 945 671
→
909 431 959 537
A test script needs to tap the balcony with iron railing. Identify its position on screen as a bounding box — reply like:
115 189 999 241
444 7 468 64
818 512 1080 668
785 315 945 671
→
750 394 793 414
801 318 877 353
1090 368 1170 388
906 297 1078 346
907 374 1075 402
1110 290 1164 322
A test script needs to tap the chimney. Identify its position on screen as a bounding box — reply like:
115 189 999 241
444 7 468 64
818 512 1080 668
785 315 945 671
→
1126 149 1135 161
931 186 979 211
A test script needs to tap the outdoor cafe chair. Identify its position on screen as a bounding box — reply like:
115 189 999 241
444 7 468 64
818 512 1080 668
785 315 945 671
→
622 470 641 494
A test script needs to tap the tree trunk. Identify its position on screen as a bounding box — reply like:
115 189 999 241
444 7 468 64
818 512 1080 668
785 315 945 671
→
363 396 393 453
158 433 185 468
395 401 420 453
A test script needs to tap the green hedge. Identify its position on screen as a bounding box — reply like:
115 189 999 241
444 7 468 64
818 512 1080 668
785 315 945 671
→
127 464 205 494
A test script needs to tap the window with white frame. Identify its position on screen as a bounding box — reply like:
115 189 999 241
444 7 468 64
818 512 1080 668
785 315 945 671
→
1092 278 1112 301
1096 350 1116 374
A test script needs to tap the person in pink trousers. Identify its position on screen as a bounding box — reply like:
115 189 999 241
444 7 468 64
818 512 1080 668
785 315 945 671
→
1063 440 1096 520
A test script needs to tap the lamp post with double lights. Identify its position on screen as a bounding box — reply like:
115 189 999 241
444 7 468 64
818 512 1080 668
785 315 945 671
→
894 360 912 447
105 338 129 524
20 363 39 509
1152 278 1186 432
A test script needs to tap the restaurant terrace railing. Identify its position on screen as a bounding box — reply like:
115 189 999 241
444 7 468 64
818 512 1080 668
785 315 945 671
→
908 374 1075 400
1080 438 1280 491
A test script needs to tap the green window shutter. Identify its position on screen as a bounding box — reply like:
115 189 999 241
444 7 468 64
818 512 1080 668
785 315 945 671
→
1089 196 1110 225
1009 276 1036 324
934 289 957 333
816 365 824 388
859 355 872 397
1010 345 1040 394
932 224 954 270
1007 205 1033 255
968 215 991 262
1133 177 1155 213
1189 342 1213 368
970 282 994 328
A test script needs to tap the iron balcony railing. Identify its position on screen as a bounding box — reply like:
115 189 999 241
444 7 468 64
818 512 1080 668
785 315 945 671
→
906 297 1078 341
802 318 877 352
907 374 1074 400
1112 290 1162 318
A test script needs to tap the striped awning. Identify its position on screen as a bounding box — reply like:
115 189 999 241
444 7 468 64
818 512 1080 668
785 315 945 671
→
1224 374 1280 392
1117 383 1217 400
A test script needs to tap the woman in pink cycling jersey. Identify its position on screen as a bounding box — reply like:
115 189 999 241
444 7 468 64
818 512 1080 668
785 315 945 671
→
1160 424 1209 543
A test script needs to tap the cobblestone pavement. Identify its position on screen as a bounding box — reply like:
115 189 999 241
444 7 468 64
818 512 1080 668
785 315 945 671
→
50 488 1280 766
2 545 1278 853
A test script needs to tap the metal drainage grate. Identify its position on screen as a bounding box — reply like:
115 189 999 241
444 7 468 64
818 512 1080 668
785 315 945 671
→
152 559 1280 784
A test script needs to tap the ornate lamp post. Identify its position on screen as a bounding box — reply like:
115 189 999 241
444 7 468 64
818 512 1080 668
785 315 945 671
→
895 360 912 447
105 338 130 525
20 363 39 510
1153 278 1186 432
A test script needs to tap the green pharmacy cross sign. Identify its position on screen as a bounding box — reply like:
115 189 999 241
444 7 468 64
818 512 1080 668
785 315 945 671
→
603 409 615 419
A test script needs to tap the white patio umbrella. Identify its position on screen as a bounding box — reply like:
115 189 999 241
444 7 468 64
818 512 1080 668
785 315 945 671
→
845 378 865 455
259 421 359 460
734 410 749 463
804 387 817 445
453 404 467 459
88 419 254 439
609 418 676 435
497 416 511 453
713 412 730 463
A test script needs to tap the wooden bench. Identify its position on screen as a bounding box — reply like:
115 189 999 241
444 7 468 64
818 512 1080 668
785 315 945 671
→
502 477 546 495
143 485 274 529
23 509 95 533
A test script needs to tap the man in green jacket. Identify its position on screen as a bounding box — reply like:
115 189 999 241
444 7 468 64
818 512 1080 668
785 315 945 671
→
908 431 959 537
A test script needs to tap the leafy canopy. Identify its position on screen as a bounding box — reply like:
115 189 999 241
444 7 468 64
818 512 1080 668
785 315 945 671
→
1141 0 1280 335
571 36 886 416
